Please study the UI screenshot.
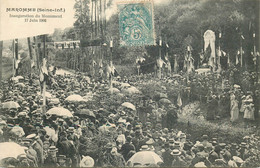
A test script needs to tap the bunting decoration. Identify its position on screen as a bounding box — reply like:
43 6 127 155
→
54 41 80 49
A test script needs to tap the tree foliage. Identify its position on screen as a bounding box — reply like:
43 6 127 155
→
68 0 258 71
105 0 258 69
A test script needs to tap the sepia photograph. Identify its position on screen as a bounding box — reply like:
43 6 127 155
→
0 0 259 167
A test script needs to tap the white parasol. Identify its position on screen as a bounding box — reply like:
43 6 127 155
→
65 94 85 102
127 151 163 166
121 102 136 111
46 107 73 117
0 142 26 160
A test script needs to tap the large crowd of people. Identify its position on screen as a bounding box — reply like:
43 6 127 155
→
0 64 259 167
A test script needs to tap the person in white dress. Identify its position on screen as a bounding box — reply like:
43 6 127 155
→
230 93 239 122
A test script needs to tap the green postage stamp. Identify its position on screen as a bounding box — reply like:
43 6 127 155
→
117 0 155 46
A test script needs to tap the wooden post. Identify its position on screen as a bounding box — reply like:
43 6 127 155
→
0 41 3 84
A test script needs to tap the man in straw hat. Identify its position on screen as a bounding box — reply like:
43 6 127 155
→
44 146 58 167
171 149 186 167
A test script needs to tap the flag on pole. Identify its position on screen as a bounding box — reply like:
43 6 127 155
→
177 93 182 107
236 54 239 65
187 46 191 52
227 54 230 66
40 58 48 83
110 40 113 48
174 56 178 73
222 51 226 56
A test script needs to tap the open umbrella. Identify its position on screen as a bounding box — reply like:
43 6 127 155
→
154 93 167 101
16 76 24 80
37 91 53 98
159 98 172 105
2 101 20 109
65 94 84 102
49 98 60 105
122 87 141 95
0 142 26 160
195 68 211 74
171 74 181 78
121 102 136 111
127 151 163 166
108 88 120 94
11 77 19 82
15 83 25 88
46 107 73 117
75 109 95 118
120 83 131 88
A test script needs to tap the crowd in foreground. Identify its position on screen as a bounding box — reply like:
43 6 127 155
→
0 67 260 167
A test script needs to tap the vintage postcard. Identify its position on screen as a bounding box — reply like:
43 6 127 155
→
0 0 259 167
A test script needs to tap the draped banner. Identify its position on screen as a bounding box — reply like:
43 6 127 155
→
203 30 216 68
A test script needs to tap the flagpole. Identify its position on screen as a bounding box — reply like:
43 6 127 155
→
43 34 46 113
15 39 18 76
109 39 113 89
240 34 243 68
218 33 221 71
253 33 258 83
159 37 162 79
27 37 33 77
0 41 3 84
12 40 15 77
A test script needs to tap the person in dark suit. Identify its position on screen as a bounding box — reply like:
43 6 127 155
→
161 143 172 167
56 131 77 167
44 146 58 167
120 136 136 161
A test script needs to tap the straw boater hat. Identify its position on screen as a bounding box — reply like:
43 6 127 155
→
48 146 58 152
140 145 150 151
67 127 75 133
171 149 181 156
